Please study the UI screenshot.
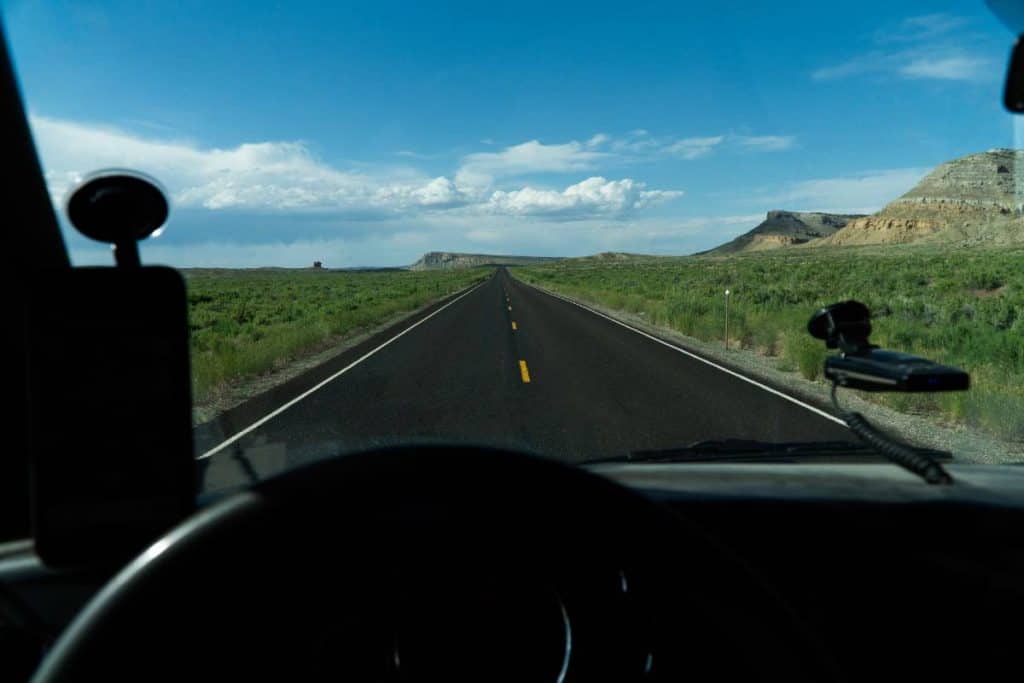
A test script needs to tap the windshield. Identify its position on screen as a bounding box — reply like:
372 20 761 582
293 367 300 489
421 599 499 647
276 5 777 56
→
4 0 1023 484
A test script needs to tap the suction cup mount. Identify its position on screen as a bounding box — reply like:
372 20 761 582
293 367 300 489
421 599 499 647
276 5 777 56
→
65 170 169 268
807 300 875 355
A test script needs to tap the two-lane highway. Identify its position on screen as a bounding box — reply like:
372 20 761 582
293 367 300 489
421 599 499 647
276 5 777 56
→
199 268 850 490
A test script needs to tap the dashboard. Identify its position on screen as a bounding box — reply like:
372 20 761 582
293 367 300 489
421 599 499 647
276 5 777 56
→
595 462 1024 681
2 458 1024 681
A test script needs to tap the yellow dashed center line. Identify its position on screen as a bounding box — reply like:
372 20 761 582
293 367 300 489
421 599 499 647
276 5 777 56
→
519 360 531 383
511 321 518 330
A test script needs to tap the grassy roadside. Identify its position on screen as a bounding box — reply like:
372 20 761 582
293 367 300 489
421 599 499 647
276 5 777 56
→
514 247 1024 443
185 268 488 408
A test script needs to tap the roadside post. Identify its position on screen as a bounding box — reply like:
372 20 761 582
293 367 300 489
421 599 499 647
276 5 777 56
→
724 289 731 350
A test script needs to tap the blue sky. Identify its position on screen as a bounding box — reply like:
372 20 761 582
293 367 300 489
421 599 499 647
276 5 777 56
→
1 0 1017 266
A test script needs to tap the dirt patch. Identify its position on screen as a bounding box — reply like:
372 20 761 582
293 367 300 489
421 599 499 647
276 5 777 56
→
970 285 1007 298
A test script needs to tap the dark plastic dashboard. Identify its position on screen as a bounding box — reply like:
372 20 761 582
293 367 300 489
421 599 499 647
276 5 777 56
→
595 462 1024 681
2 460 1023 681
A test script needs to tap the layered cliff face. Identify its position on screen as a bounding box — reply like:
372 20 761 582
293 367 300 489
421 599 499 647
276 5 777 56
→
409 252 562 270
705 211 865 254
817 149 1024 247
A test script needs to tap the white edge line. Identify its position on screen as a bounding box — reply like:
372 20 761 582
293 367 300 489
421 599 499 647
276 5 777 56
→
197 278 490 460
522 281 847 428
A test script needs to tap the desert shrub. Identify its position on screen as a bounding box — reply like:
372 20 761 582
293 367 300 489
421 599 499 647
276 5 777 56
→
782 332 826 381
513 246 1024 442
186 268 485 403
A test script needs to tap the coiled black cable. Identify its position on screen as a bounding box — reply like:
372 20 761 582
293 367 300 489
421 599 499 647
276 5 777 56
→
830 383 953 485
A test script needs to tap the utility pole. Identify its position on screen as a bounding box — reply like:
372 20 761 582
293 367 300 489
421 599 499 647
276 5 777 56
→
724 289 731 350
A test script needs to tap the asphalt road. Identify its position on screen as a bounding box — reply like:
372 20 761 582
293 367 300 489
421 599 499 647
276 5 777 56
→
198 268 850 492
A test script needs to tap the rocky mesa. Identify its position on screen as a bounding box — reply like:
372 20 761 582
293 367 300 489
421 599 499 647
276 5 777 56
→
815 149 1024 247
703 210 865 254
409 252 562 270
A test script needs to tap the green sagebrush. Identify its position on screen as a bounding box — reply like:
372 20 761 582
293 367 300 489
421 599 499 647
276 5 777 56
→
184 268 486 404
516 247 1024 441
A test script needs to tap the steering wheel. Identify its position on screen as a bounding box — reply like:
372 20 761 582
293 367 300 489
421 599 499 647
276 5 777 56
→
32 446 831 682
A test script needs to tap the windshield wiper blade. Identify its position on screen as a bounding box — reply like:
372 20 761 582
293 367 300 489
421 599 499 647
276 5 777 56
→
599 439 952 464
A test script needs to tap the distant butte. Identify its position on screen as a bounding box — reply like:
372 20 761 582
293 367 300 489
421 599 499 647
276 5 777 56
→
409 252 562 270
817 149 1024 247
702 211 865 255
702 148 1024 253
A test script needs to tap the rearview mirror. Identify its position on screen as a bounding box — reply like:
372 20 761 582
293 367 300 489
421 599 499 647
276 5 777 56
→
985 1 1024 112
1004 35 1024 113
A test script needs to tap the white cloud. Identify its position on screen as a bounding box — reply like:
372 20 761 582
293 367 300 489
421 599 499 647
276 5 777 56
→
877 13 965 43
608 129 660 153
733 135 795 152
372 176 470 209
814 50 989 83
455 139 610 188
461 131 790 182
486 177 682 217
664 135 725 159
29 115 681 225
31 114 799 264
899 55 988 80
758 167 929 214
813 14 991 83
608 131 786 159
32 114 390 212
812 55 882 81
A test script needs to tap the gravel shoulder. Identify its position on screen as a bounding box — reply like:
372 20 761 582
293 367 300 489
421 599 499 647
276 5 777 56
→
520 280 1024 465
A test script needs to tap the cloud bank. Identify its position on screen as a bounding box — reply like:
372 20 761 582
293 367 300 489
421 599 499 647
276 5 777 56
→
29 115 804 265
758 167 929 214
812 13 992 83
31 115 682 221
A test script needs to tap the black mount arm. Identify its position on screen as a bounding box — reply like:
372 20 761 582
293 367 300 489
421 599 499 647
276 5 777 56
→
807 300 876 356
